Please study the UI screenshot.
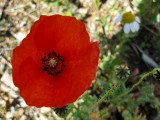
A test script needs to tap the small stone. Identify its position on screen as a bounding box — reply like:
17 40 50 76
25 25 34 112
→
19 99 27 107
6 112 13 119
1 84 10 92
39 114 48 120
10 106 15 114
78 8 88 14
20 115 27 120
40 107 51 114
16 108 24 116
9 90 18 98
0 100 5 106
1 71 18 91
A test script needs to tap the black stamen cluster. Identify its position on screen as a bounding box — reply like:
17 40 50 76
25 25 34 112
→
41 51 65 76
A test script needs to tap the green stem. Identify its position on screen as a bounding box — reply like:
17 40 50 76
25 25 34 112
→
90 82 121 111
117 68 159 98
90 68 160 112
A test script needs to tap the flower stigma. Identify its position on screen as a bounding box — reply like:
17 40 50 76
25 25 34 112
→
122 11 135 24
48 58 57 68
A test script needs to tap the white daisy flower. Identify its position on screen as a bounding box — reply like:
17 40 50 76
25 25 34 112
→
115 11 141 34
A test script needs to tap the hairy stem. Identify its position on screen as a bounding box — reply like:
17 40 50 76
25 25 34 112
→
90 68 160 112
90 82 121 111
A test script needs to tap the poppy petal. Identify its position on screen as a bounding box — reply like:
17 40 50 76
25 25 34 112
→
17 42 99 108
12 15 99 108
33 15 90 54
64 42 99 104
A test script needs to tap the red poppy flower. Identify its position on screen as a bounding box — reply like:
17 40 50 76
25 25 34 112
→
12 15 99 108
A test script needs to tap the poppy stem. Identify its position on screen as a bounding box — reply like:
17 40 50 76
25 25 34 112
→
117 67 160 99
90 68 160 112
90 82 121 112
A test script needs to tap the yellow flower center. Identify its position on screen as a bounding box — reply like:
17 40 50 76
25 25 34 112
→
122 12 135 24
48 58 57 68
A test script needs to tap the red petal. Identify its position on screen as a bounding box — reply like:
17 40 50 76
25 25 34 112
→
12 20 44 86
18 57 68 107
33 15 90 59
16 42 99 108
64 42 99 104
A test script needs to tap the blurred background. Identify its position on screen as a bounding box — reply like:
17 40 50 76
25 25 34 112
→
0 0 160 120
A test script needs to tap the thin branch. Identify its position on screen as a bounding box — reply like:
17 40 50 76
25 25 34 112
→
102 25 109 40
141 24 158 36
127 0 134 10
98 67 109 80
90 68 160 112
0 0 12 21
0 54 12 68
0 48 13 51
117 68 160 99
90 82 121 112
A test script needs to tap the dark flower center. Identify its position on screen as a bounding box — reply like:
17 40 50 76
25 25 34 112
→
41 51 65 76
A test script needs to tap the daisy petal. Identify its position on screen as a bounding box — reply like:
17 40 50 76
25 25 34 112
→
135 16 141 23
115 14 122 23
130 23 136 32
133 21 140 31
124 24 130 34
